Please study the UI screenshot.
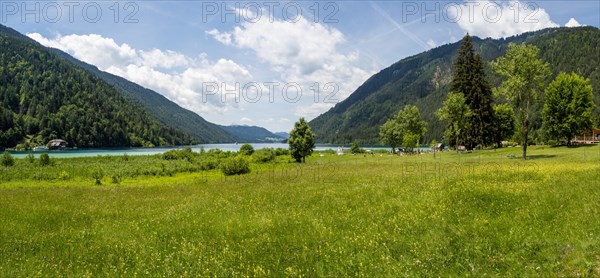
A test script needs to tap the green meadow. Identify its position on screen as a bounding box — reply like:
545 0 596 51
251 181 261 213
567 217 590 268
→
0 145 599 276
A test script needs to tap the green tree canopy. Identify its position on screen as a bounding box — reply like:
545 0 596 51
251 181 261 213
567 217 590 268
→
543 72 595 144
380 105 427 152
288 118 316 163
491 43 550 159
493 104 516 147
380 120 402 153
239 143 255 156
1 151 14 167
436 92 472 152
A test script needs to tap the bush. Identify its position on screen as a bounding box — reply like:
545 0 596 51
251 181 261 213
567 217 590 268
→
58 171 70 180
220 156 250 176
239 144 254 156
26 153 35 163
111 174 122 184
274 148 289 156
92 168 104 185
199 158 219 170
252 148 276 163
321 149 336 155
39 153 51 166
162 148 195 160
1 151 14 167
206 148 231 159
350 141 364 154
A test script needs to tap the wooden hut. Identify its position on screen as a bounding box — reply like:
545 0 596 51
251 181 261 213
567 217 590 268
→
573 129 600 144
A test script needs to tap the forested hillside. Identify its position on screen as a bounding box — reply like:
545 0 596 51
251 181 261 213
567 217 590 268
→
310 27 600 144
0 25 196 148
50 49 237 144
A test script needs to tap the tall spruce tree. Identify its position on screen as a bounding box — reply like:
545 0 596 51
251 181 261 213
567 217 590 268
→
450 34 496 149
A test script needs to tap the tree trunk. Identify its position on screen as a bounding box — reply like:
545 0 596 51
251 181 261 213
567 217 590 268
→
456 134 460 154
522 121 528 160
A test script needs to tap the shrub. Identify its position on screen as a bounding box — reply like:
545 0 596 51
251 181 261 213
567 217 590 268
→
1 151 14 167
274 148 289 156
199 158 219 170
252 148 276 163
91 168 104 185
162 148 195 160
350 141 364 154
58 171 70 180
39 153 51 166
239 144 254 156
111 174 121 184
220 156 250 176
206 148 231 159
26 153 35 163
321 149 336 155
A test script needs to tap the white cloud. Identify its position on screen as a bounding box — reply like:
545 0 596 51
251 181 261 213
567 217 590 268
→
294 103 338 119
206 29 232 45
139 49 191 69
27 12 377 127
426 39 437 48
28 33 252 116
28 33 137 70
208 12 374 118
240 117 254 124
565 18 582 27
453 0 559 39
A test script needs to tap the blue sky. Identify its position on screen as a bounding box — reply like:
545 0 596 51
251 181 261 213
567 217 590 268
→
2 0 599 132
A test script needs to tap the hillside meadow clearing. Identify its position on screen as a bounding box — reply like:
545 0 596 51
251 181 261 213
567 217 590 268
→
0 145 599 276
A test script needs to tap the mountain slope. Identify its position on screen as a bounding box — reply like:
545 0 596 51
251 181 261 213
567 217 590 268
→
49 50 236 144
309 27 600 144
219 125 284 143
274 132 290 139
0 24 196 148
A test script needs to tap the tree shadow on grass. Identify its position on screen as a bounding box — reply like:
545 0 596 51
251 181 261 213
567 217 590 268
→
548 144 599 149
527 154 558 160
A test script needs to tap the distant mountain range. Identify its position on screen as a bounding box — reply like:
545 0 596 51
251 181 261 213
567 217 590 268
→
309 27 600 144
219 125 286 143
0 24 287 148
4 23 597 148
274 132 290 139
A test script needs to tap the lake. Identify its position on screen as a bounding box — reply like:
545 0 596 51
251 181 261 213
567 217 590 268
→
7 143 350 158
7 143 432 158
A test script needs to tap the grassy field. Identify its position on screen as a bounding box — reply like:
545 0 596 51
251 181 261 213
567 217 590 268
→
0 145 599 276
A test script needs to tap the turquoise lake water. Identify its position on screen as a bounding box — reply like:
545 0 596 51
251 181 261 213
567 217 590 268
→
7 143 347 158
7 143 431 158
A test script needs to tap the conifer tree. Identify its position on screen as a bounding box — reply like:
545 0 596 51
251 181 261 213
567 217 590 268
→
450 34 496 149
288 118 316 163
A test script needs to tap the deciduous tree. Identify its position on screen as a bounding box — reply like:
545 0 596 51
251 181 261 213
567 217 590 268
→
436 92 472 153
543 72 594 144
491 43 550 159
